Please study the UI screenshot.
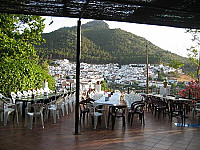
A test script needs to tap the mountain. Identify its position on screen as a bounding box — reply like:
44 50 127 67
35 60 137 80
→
35 20 192 71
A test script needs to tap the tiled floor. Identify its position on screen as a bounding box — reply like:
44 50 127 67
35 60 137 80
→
0 109 200 150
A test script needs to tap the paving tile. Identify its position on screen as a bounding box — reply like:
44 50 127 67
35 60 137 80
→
157 140 173 146
134 144 152 150
0 111 200 150
140 141 156 147
153 143 170 149
186 145 200 150
168 146 186 150
145 138 160 143
172 142 188 149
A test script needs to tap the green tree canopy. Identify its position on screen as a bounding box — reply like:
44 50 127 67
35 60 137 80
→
0 13 55 96
186 29 200 81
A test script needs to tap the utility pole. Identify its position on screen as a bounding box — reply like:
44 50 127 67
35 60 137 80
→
146 43 149 95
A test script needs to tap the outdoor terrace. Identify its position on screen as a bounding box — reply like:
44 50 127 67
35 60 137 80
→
0 109 200 150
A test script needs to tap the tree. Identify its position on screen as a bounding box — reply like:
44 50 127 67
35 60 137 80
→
169 60 184 69
101 80 107 91
186 29 200 82
0 14 45 60
157 71 164 81
0 13 55 96
149 75 153 81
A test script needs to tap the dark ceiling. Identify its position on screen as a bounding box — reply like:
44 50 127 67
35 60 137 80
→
0 0 200 29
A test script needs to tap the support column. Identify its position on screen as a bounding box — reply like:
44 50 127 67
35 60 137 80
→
74 19 81 135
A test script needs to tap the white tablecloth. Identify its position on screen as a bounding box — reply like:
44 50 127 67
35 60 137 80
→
93 92 121 106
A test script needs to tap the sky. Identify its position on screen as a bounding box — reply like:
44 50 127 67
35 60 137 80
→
42 16 195 58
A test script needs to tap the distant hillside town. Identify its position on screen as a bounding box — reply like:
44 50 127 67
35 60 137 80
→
49 59 186 93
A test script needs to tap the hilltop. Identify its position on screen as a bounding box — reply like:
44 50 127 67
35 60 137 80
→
35 20 193 72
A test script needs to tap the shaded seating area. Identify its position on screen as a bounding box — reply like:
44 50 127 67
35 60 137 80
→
0 89 76 129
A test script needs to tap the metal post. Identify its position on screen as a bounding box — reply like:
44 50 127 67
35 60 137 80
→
146 44 149 95
74 19 81 135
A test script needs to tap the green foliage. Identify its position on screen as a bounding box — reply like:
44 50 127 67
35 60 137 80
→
66 75 70 79
177 82 187 89
133 80 139 86
186 29 200 81
101 80 107 91
151 85 156 89
149 75 153 81
0 58 55 96
171 83 177 89
0 13 55 96
157 72 164 81
0 14 45 60
40 59 49 71
169 60 184 69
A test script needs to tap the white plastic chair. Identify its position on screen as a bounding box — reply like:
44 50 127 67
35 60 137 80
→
24 103 44 129
88 103 107 129
17 91 23 97
0 97 19 126
27 90 32 97
22 91 28 97
124 94 132 109
47 97 64 123
63 95 69 115
11 92 23 116
68 94 74 112
37 89 41 95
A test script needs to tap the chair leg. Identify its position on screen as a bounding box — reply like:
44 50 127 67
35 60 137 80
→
15 110 19 124
57 110 60 119
30 115 33 130
80 112 82 124
123 116 125 127
94 116 97 129
131 113 134 126
4 112 8 126
41 114 44 129
19 103 23 116
143 113 145 125
61 105 65 117
112 115 115 130
128 112 130 123
69 102 73 112
53 110 56 123
65 103 69 114
83 112 85 123
0 112 3 122
192 108 195 119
